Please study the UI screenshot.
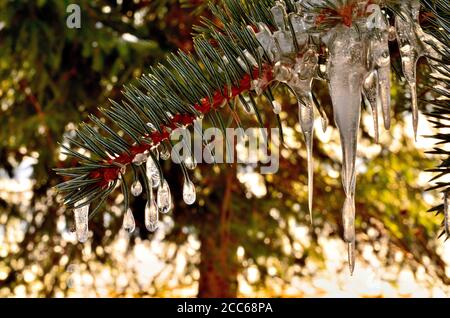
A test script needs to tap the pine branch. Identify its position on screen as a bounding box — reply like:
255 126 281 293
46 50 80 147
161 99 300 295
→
55 0 450 238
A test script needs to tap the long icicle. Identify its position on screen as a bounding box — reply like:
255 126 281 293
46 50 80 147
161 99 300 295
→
298 101 314 223
395 2 421 140
328 25 365 274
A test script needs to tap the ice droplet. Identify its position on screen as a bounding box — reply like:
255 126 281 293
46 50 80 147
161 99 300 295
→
146 155 160 188
157 180 173 214
131 180 143 197
184 156 197 170
73 201 89 243
145 197 159 232
122 208 136 233
183 178 196 205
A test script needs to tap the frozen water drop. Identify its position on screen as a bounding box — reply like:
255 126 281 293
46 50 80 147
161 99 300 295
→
184 156 197 170
145 198 159 232
131 180 143 197
122 208 136 233
183 179 196 205
157 180 173 214
146 156 160 188
73 201 89 243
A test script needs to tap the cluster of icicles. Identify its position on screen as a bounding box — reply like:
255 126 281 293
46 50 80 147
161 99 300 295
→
73 146 197 242
73 0 444 273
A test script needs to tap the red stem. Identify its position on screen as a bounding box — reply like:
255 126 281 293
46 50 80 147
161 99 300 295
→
89 64 274 187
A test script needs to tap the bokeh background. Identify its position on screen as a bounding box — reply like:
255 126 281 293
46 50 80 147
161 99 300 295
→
0 0 449 297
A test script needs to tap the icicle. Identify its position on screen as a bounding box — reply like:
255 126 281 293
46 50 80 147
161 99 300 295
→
362 70 380 143
328 26 365 272
290 46 319 222
373 33 391 130
146 155 160 188
348 240 356 275
131 180 143 197
145 195 159 232
73 201 89 243
367 4 391 130
298 103 314 222
157 180 173 214
444 191 449 238
183 178 196 205
122 208 136 233
395 5 421 140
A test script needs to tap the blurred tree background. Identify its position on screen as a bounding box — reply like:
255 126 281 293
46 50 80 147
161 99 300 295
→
0 0 448 297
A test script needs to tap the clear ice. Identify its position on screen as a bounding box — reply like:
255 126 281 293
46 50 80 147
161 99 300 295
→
183 178 196 205
157 180 173 214
131 180 143 197
73 201 89 243
146 155 160 188
395 2 422 140
122 208 136 233
145 194 159 232
328 26 365 269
